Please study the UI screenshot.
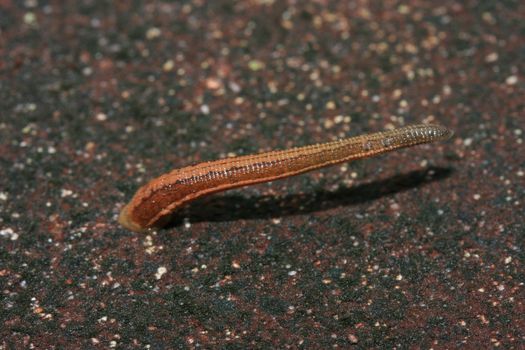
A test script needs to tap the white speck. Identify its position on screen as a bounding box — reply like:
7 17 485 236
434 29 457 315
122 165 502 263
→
288 270 297 276
484 52 498 63
323 119 334 129
497 284 505 291
0 228 19 241
162 59 174 72
61 189 73 198
229 81 241 93
183 218 191 229
23 12 37 25
478 288 485 293
272 218 281 224
200 104 210 114
437 209 444 215
395 274 403 281
47 146 56 154
504 257 512 264
505 75 518 85
473 194 481 200
463 138 473 146
155 266 167 280
16 103 36 113
231 261 241 269
109 340 117 348
146 27 161 40
514 129 522 136
0 192 7 201
348 334 358 344
96 113 107 121
143 235 153 248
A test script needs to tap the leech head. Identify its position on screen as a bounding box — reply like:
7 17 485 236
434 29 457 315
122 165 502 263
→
119 204 149 232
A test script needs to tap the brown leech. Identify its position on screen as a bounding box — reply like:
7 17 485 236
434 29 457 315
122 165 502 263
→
119 124 452 232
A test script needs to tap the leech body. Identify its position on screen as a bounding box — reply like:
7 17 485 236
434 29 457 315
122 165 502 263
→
119 124 452 232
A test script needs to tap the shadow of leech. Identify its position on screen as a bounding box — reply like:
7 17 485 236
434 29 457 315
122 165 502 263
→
162 166 454 228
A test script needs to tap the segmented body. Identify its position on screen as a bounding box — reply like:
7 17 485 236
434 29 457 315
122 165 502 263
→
119 124 452 232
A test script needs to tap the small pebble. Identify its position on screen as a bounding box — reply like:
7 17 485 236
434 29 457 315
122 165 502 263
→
155 266 167 280
96 113 107 121
248 60 265 71
163 59 174 72
485 52 498 63
0 228 19 241
463 138 473 146
146 27 161 39
505 75 518 85
348 334 358 344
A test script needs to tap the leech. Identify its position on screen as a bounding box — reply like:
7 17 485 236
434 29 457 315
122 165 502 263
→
119 124 453 232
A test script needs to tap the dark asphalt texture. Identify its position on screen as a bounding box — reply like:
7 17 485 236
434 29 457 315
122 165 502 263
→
1 1 524 348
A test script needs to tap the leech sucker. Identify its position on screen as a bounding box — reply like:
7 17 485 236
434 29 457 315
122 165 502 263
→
119 124 453 232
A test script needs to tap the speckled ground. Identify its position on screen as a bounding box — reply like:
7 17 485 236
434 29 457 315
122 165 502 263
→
1 0 524 348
